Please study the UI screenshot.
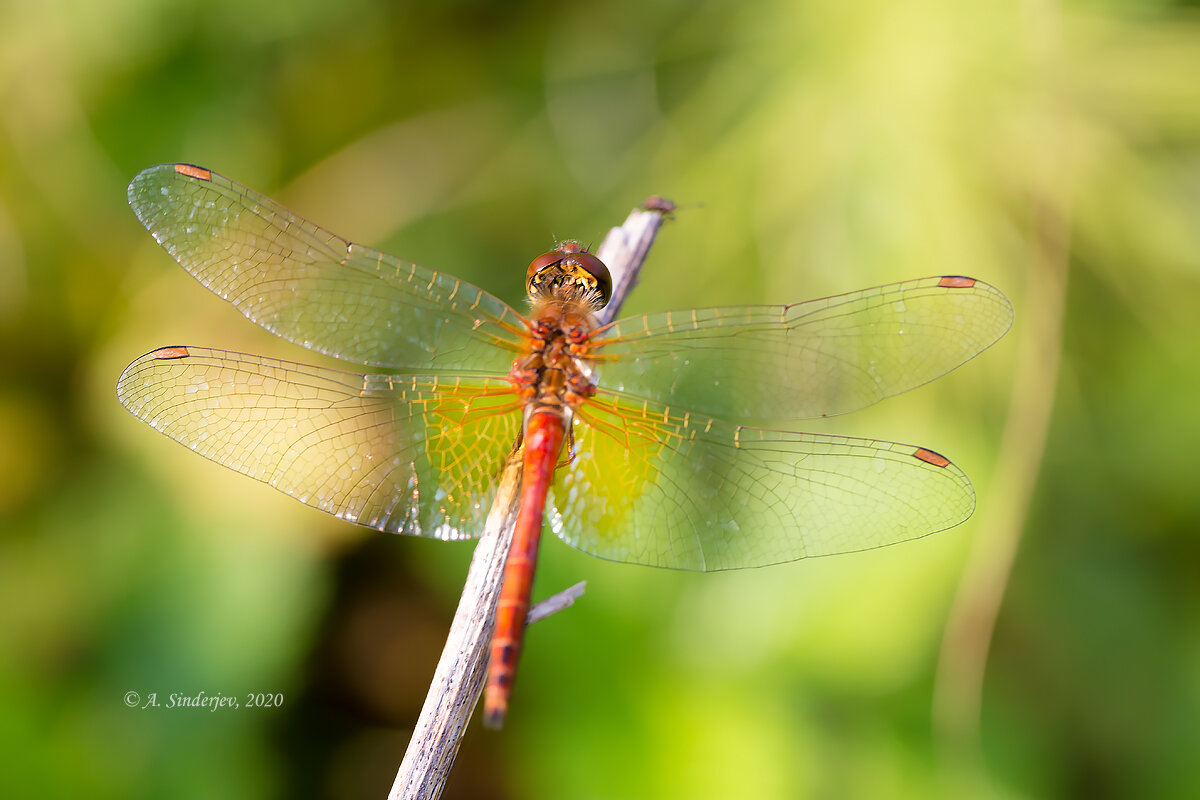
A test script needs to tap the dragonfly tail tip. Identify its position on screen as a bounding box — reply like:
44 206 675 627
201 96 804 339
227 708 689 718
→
482 704 507 730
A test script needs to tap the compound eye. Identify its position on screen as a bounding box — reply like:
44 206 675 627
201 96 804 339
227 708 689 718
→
572 251 612 307
525 243 613 308
526 250 565 285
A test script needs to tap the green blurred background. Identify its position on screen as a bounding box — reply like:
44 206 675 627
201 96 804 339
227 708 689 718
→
3 0 1200 798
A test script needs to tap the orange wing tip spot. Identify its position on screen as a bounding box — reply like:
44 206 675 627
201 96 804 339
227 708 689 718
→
151 346 190 360
938 276 977 289
913 447 951 468
174 164 212 181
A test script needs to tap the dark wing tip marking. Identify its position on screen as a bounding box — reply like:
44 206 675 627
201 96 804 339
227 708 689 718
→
912 447 952 468
151 346 191 360
937 276 977 289
173 164 212 181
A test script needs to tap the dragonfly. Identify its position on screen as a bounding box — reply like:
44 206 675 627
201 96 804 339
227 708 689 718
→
117 163 1012 728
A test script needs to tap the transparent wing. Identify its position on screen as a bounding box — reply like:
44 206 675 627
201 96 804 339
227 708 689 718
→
595 276 1012 422
116 346 522 538
547 390 974 571
127 164 527 371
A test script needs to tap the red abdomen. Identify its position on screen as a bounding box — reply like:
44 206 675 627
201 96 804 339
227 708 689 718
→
483 408 566 728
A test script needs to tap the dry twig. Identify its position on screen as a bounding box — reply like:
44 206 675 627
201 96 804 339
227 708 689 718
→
389 198 674 800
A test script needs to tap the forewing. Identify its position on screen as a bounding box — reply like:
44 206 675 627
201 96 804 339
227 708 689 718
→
596 276 1012 422
127 164 526 371
548 391 974 571
116 346 521 538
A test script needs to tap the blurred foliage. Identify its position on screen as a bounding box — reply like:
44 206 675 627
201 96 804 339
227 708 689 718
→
2 0 1200 798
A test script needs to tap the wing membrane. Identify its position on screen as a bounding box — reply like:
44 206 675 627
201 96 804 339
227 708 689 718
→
548 390 974 571
116 346 521 538
596 276 1012 422
127 164 526 371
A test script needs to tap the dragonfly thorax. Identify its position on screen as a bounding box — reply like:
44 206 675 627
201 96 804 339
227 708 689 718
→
509 296 600 414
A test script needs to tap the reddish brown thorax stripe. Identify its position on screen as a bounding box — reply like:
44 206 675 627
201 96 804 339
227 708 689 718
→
484 409 567 728
937 276 976 289
174 164 212 181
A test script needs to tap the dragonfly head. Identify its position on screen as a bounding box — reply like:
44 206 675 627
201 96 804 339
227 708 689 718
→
526 241 612 309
